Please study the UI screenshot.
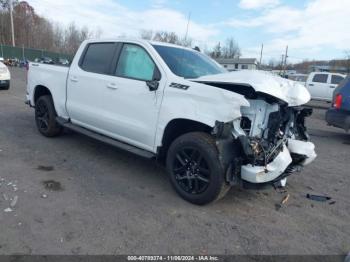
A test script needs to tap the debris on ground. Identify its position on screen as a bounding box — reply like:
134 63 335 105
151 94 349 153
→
37 165 54 171
275 193 290 211
329 201 336 205
41 194 48 199
4 207 13 213
281 194 290 205
10 195 18 208
43 180 63 191
306 193 331 202
3 193 8 201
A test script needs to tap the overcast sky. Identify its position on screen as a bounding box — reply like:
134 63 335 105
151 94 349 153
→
26 0 350 63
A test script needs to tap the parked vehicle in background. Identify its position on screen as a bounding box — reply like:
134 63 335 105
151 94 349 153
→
326 76 350 132
0 57 4 62
26 39 316 205
19 59 29 69
0 61 11 90
306 72 346 102
40 57 54 64
57 58 70 66
289 74 307 85
4 58 19 67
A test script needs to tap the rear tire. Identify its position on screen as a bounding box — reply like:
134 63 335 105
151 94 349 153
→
166 132 230 205
35 95 63 137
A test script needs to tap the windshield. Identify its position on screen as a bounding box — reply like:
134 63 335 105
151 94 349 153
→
153 45 226 79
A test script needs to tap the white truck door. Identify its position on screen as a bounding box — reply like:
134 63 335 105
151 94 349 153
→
105 43 164 151
66 42 127 139
307 73 329 101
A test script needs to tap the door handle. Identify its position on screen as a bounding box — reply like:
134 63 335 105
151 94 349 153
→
70 76 78 82
330 85 336 88
308 84 314 86
106 83 118 90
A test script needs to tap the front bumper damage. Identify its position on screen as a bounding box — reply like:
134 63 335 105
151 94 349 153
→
214 103 317 186
241 141 316 183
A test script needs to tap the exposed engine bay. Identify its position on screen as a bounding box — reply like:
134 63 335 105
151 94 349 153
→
237 99 312 167
210 88 316 186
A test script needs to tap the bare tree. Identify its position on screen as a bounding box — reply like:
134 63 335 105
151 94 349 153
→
140 29 153 40
140 29 193 47
222 38 241 59
210 42 222 58
0 1 96 55
345 50 350 74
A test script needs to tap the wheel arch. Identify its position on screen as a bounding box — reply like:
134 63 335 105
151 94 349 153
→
157 118 213 161
33 85 52 105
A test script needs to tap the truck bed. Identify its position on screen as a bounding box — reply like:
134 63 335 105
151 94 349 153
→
27 63 70 118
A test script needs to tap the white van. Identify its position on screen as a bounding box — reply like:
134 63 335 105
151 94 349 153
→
306 72 346 102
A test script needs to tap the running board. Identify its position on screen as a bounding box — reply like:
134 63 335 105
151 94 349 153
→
56 117 155 159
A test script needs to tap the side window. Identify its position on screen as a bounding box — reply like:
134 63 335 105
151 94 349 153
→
80 43 116 74
331 75 344 85
312 74 328 83
116 44 155 81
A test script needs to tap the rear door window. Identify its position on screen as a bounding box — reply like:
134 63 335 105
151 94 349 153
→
115 44 155 81
312 74 328 83
331 75 344 85
80 43 116 74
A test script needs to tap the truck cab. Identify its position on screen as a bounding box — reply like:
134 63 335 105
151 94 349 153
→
306 72 346 102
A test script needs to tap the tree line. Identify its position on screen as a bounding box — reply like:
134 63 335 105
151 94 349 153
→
0 1 99 55
0 0 241 59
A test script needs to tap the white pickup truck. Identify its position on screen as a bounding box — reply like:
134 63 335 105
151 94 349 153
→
26 39 316 205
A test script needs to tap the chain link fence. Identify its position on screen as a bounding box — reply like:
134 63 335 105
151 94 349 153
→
0 44 73 62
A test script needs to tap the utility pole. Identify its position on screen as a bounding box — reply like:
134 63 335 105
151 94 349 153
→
259 43 264 69
283 45 288 76
184 12 191 46
280 54 284 75
9 0 15 47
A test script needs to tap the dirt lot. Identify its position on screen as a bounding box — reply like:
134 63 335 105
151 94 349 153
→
0 68 349 255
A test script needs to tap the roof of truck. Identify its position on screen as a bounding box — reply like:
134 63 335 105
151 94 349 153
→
85 38 194 51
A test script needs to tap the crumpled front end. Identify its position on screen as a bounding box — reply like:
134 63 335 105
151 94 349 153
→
218 98 317 185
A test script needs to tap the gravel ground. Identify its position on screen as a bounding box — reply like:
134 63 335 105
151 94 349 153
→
0 68 349 255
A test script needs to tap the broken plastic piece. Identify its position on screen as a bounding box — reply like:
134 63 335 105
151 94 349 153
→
10 195 18 208
281 194 290 205
306 194 331 202
4 208 13 213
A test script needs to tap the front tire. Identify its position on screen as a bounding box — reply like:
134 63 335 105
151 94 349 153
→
35 95 63 137
166 132 230 205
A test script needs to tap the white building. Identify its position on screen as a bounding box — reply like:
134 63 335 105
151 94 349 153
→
215 58 258 71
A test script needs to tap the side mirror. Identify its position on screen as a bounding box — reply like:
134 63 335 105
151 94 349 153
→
146 67 161 91
146 80 159 91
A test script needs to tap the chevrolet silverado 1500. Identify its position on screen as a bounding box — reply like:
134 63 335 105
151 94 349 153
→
26 39 316 205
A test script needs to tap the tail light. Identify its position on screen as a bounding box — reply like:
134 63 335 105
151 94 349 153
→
334 94 342 109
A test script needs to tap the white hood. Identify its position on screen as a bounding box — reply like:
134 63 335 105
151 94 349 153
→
195 70 311 106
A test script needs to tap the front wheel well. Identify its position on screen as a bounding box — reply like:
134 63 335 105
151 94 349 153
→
34 85 51 104
158 119 212 161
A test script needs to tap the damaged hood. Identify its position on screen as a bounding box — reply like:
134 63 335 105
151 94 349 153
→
194 70 311 106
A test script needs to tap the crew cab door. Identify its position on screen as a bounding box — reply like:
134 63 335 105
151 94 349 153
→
66 41 164 152
107 43 164 151
307 73 330 101
67 42 122 133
